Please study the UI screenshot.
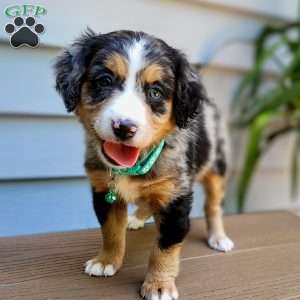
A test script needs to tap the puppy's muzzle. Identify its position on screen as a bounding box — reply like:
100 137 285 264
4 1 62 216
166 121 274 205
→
111 119 138 141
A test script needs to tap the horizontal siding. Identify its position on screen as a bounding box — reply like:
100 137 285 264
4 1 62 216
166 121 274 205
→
0 179 96 236
0 0 276 71
225 171 300 214
199 0 298 21
0 44 65 116
245 171 300 212
0 116 85 180
0 179 204 236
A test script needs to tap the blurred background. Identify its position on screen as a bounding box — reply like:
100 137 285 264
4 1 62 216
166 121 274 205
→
0 0 299 236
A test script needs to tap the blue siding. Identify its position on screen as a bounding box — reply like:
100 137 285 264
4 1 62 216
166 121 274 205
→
0 44 65 115
0 179 96 236
0 116 85 179
0 179 204 236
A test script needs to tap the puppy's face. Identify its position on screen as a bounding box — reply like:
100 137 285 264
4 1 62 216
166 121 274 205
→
55 31 203 168
80 37 175 167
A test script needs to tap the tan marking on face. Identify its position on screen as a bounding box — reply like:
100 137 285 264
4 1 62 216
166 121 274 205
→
141 63 164 84
142 98 175 148
77 102 95 129
104 52 128 79
77 83 111 145
76 83 101 125
91 201 127 270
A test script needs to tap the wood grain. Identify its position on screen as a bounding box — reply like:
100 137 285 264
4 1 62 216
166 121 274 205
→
1 212 300 299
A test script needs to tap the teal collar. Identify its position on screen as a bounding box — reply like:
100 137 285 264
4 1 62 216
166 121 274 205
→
105 140 165 204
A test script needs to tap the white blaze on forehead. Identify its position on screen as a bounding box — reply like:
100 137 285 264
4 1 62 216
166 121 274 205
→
125 40 145 90
105 40 147 127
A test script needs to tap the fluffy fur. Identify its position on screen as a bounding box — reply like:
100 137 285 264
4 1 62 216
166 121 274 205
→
54 30 233 300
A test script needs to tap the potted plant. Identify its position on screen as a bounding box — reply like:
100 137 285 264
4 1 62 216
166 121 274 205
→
233 21 300 212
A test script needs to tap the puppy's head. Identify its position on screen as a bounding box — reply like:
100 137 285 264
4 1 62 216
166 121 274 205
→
55 30 204 168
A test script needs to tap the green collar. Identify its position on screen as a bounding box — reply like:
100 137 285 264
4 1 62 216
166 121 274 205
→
105 140 165 204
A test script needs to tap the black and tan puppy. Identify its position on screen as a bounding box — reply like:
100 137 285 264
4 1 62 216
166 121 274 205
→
54 30 234 300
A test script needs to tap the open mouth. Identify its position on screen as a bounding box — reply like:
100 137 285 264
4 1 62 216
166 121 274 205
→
102 141 141 168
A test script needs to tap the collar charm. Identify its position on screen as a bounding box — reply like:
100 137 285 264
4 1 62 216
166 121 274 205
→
105 190 117 204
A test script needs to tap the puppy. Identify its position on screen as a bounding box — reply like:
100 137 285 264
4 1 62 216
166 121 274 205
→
54 30 234 300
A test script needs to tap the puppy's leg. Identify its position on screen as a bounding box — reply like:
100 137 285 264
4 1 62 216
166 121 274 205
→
128 204 152 230
85 189 127 277
141 193 192 300
202 171 234 252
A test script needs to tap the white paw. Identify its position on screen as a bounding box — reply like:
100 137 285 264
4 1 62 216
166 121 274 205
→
208 235 234 252
141 292 178 300
141 288 178 300
141 279 178 300
127 215 145 230
84 259 116 277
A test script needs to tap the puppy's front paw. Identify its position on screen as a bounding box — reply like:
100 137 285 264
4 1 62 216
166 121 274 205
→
141 278 178 300
127 215 145 230
84 258 117 277
208 234 234 252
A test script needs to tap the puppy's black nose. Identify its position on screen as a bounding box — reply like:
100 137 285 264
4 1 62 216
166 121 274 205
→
111 119 138 140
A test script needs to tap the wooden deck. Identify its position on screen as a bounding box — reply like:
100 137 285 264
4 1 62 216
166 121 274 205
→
1 211 300 299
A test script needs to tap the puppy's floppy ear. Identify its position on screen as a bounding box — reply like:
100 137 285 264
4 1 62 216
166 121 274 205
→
54 30 96 112
173 50 206 128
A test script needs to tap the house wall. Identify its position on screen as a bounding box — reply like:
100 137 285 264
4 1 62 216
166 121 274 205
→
0 0 298 236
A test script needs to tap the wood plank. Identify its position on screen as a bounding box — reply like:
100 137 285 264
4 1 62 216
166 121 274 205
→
1 212 300 299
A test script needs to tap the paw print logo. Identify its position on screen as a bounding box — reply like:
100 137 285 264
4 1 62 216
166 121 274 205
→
5 16 44 48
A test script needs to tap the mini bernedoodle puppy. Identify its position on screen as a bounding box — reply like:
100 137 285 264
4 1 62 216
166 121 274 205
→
54 30 234 300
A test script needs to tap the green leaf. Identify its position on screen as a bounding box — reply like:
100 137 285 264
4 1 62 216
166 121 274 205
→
291 133 300 199
237 112 273 212
251 38 285 96
283 49 300 82
231 19 300 211
234 81 300 126
233 40 285 124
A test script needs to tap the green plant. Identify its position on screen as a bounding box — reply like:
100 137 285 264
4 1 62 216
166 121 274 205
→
233 21 300 212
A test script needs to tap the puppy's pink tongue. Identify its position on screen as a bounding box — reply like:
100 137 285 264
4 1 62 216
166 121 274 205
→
103 141 140 167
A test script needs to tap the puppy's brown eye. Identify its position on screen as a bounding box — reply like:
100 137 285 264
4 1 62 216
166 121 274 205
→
97 74 113 87
147 87 163 100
